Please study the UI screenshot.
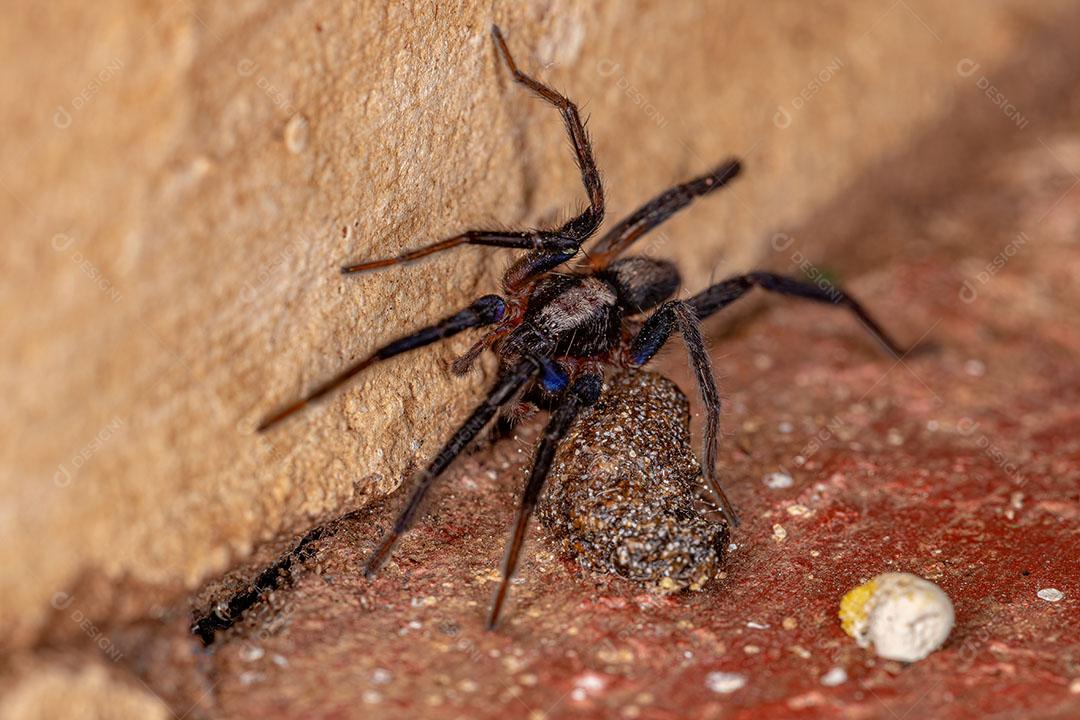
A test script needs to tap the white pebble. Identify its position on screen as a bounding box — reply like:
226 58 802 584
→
239 671 262 685
820 667 848 687
839 572 954 662
765 472 794 489
240 646 264 662
568 672 606 702
706 671 747 694
574 672 606 693
1037 588 1064 602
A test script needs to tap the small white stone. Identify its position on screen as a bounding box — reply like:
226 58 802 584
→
820 667 848 686
840 572 954 663
1037 588 1064 602
964 359 986 377
576 673 606 691
765 472 794 489
239 671 262 685
240 646 264 662
705 671 747 694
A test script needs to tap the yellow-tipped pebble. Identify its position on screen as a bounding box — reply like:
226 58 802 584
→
839 572 954 662
839 577 879 637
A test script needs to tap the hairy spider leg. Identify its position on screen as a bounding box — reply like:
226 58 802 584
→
629 301 738 526
487 373 603 629
628 271 912 522
364 358 541 577
257 295 507 431
586 159 743 270
688 272 910 358
341 25 604 279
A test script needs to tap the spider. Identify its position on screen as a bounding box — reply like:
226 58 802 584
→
257 25 908 629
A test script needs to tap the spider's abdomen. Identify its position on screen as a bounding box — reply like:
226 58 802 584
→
521 275 622 357
539 370 728 592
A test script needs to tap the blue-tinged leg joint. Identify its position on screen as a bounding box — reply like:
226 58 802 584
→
537 358 569 393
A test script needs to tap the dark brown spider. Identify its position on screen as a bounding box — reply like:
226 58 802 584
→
257 26 908 628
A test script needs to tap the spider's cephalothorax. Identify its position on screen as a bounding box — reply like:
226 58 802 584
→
257 26 909 629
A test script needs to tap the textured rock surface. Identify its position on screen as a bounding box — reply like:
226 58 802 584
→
3 0 1078 715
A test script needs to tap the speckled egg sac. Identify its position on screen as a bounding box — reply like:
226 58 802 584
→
539 370 729 592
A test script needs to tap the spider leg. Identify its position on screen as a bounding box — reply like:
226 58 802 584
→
490 24 604 239
502 248 582 292
341 231 580 274
630 301 738 526
341 26 604 280
257 295 507 431
586 159 742 269
488 373 603 629
688 272 909 357
364 358 541 577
